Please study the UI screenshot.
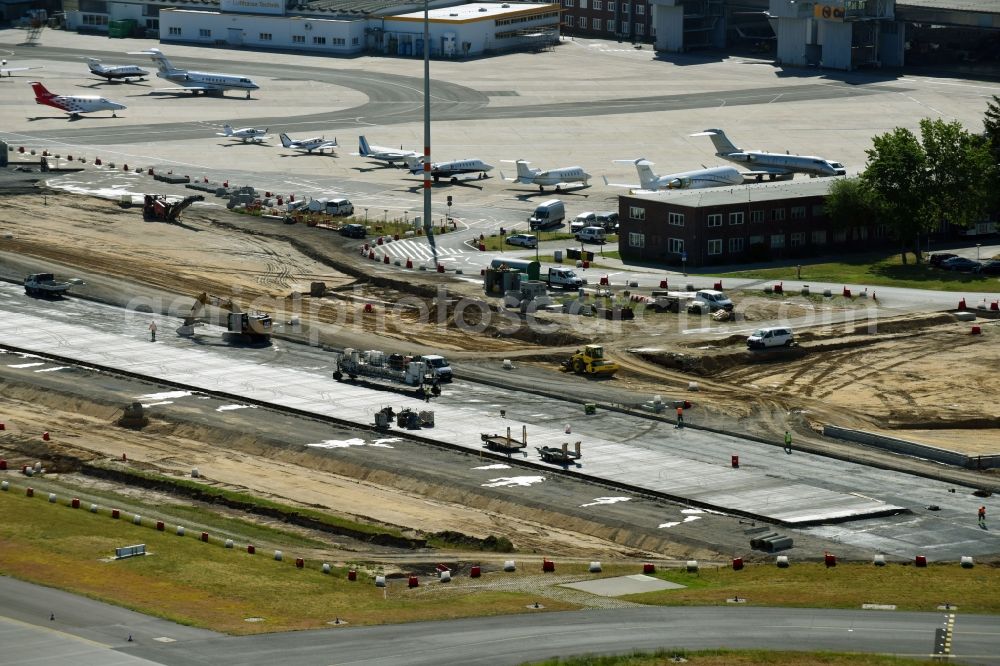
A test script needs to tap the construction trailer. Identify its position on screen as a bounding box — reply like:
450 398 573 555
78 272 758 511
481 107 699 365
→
537 440 582 465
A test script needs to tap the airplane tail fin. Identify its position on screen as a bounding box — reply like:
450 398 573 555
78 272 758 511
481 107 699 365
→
633 160 659 189
30 81 53 100
514 160 534 181
403 155 423 173
358 135 371 156
222 124 234 136
86 57 101 72
133 49 176 74
280 133 294 148
694 129 739 156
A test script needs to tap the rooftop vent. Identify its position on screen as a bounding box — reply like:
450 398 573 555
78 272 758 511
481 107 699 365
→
450 12 459 16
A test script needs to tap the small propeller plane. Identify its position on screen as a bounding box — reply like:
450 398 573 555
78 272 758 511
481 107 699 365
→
2 58 42 77
404 156 493 183
279 133 338 154
354 135 421 166
218 124 270 143
86 57 149 82
30 81 126 118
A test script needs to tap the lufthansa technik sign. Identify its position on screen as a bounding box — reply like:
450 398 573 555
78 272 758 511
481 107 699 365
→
221 0 286 16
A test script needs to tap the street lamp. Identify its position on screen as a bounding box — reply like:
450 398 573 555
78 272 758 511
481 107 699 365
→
977 243 981 261
384 209 389 224
364 207 368 223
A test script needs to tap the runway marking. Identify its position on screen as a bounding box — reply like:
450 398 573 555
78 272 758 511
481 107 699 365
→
0 614 112 649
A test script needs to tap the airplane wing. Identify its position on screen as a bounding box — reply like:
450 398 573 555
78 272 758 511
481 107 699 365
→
743 167 792 177
602 175 639 189
2 66 42 75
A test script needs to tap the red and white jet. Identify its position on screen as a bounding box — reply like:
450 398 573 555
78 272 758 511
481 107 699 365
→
30 81 126 118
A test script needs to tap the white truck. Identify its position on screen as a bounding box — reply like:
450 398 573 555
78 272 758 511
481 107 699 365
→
24 273 73 298
545 267 586 289
650 289 733 313
333 349 441 391
412 354 453 382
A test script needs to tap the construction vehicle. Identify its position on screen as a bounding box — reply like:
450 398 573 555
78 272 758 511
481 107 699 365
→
561 345 619 377
537 441 582 465
116 401 149 429
333 348 441 397
24 273 73 298
179 292 272 344
143 194 204 222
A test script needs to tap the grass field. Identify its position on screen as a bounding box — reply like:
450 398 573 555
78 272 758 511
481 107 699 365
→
715 253 1000 293
524 648 941 665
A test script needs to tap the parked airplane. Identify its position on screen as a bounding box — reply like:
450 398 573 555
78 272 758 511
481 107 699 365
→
218 124 270 143
692 129 846 179
354 135 421 166
86 57 148 82
604 158 744 193
501 159 590 192
30 81 126 118
129 48 259 98
2 59 42 77
404 156 493 183
279 132 338 154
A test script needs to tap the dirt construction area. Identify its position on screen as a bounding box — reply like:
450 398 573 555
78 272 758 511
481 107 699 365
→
2 189 999 559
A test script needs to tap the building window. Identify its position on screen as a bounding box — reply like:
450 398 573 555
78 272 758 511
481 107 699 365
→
82 14 110 26
313 36 326 45
791 206 806 220
580 0 587 8
352 37 359 45
594 0 602 9
564 15 574 26
668 238 685 254
629 232 645 248
874 224 887 239
772 208 785 222
635 22 644 35
811 230 827 245
199 28 211 38
707 214 722 227
564 0 574 5
145 18 158 29
629 206 645 221
834 229 847 243
729 237 745 253
607 19 615 32
770 234 785 249
812 204 825 217
707 239 722 255
668 212 684 226
293 35 305 43
853 226 868 241
636 4 645 14
259 33 272 41
333 37 346 45
790 232 806 247
750 210 764 224
729 211 744 225
592 18 601 29
622 3 629 13
168 26 181 36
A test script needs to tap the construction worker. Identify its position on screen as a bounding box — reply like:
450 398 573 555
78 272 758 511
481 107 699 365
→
675 405 684 429
979 505 987 528
148 320 157 342
784 430 793 454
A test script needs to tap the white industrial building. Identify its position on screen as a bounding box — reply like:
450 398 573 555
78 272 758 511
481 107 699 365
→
61 0 561 57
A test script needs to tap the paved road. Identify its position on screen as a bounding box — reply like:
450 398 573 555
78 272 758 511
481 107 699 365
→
3 577 998 665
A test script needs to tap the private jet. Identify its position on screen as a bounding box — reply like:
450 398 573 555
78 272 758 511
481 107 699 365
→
85 57 149 82
501 159 590 192
2 59 42 77
354 135 421 166
692 129 846 179
605 158 744 193
30 81 126 118
279 133 338 154
405 156 493 183
218 124 270 143
129 48 259 98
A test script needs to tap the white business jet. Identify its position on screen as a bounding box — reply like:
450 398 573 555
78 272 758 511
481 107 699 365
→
218 124 270 143
501 159 591 192
279 133 338 154
605 158 744 193
85 57 149 82
404 156 493 183
129 48 259 98
2 58 42 77
691 129 846 179
30 81 126 118
354 135 421 166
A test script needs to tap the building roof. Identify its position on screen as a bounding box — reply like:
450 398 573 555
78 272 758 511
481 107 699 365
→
898 0 1000 14
294 0 417 15
629 178 837 209
390 2 558 22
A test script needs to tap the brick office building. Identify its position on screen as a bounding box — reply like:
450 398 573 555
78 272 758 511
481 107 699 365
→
560 0 654 43
618 179 894 268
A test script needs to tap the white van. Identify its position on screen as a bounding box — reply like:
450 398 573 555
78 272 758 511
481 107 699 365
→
747 327 794 349
326 198 354 216
529 199 565 230
570 212 597 233
575 226 606 243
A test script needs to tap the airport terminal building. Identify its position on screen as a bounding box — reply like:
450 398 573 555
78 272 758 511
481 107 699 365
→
60 0 562 56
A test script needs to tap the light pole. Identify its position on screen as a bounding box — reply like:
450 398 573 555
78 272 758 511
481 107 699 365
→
384 209 388 225
364 208 368 223
977 243 981 262
422 0 434 267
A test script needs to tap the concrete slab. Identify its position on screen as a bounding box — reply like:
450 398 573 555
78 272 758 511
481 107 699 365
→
561 574 685 597
0 309 907 526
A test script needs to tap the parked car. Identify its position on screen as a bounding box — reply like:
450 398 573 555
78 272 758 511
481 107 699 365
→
596 211 619 232
929 253 959 267
340 223 367 238
575 226 606 243
977 260 1000 275
941 256 982 272
747 327 795 349
505 233 538 248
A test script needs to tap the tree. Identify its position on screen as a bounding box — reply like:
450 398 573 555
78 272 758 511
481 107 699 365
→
860 127 929 264
983 94 1000 164
919 118 994 235
824 176 877 230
